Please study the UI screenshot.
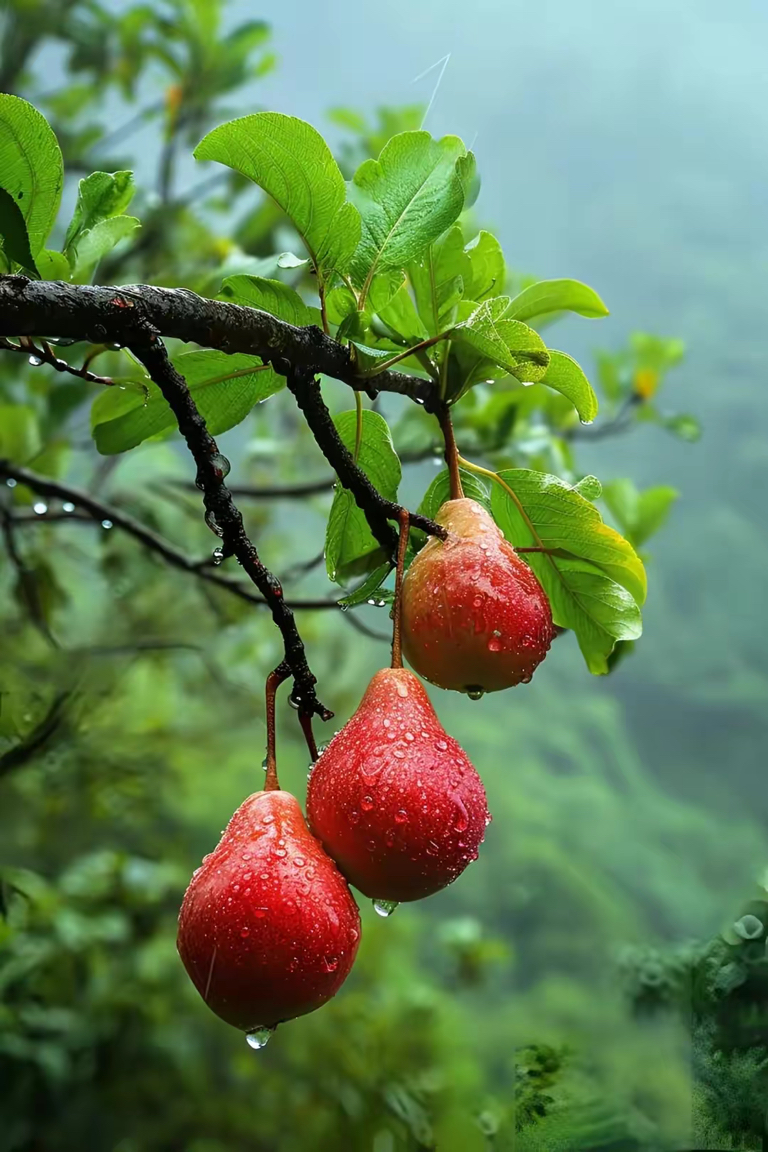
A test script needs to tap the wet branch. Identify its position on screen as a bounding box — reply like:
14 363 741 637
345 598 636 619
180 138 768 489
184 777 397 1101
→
285 366 447 560
0 275 438 407
0 459 341 614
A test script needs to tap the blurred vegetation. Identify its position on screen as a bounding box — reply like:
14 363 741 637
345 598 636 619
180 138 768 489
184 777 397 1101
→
0 2 765 1150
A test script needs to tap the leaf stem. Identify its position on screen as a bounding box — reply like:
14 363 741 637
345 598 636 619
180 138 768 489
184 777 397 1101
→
353 391 363 463
390 508 410 670
264 662 290 791
363 331 449 377
440 408 464 500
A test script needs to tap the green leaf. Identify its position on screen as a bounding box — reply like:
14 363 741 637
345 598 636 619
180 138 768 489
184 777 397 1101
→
325 410 401 583
194 113 361 279
64 171 135 253
409 223 470 336
602 479 678 548
91 351 281 454
337 562 393 607
375 280 428 344
35 249 70 281
539 350 599 424
0 187 39 276
417 467 492 521
350 131 475 302
0 404 41 461
464 230 505 302
490 468 645 673
506 278 609 324
70 216 140 278
451 298 550 382
218 274 321 327
662 413 701 442
0 95 63 259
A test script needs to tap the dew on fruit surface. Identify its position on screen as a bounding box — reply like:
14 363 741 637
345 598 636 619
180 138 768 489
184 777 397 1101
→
473 595 483 608
245 1025 275 1050
452 795 469 833
305 866 316 880
487 636 502 652
425 840 440 856
293 857 305 867
393 748 405 759
367 839 377 852
386 731 396 741
244 887 251 896
394 808 409 825
233 884 240 893
243 872 252 881
262 814 275 825
465 685 486 701
242 852 251 860
405 731 414 741
383 718 391 729
435 739 448 752
485 812 493 826
322 955 339 972
395 680 409 699
349 810 361 825
372 899 399 918
275 849 287 858
361 795 375 811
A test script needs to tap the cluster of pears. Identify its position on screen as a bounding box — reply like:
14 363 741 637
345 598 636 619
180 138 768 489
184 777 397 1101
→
177 498 554 1045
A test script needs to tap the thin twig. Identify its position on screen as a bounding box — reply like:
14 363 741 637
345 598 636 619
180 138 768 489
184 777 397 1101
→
0 335 113 386
0 460 343 614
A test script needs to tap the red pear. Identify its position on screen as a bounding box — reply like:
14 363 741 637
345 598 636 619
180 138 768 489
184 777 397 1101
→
177 789 360 1041
306 667 489 904
401 498 555 694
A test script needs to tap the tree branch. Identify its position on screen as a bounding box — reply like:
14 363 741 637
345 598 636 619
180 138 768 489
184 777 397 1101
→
284 366 447 559
0 275 438 407
124 331 335 720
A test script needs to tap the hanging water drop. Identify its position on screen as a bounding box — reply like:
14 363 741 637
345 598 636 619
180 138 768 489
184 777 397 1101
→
205 509 224 537
210 451 231 481
62 502 75 513
101 519 113 530
245 1025 276 1050
5 478 16 488
465 686 486 701
372 899 399 918
28 355 43 367
33 502 47 515
212 546 225 566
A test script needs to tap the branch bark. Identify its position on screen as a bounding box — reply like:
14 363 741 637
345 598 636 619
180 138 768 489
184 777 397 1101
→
285 367 447 558
0 275 438 407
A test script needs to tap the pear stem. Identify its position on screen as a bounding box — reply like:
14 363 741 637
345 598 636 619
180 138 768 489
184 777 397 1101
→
438 406 464 501
299 709 319 763
390 508 410 670
264 663 290 791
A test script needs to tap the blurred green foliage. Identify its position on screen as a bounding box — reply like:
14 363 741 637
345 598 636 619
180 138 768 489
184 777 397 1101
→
0 2 764 1150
